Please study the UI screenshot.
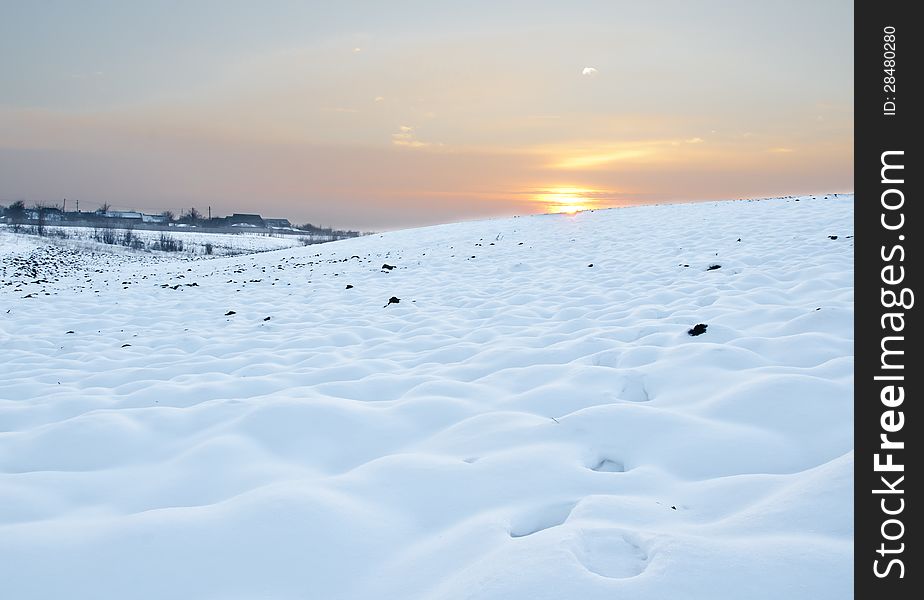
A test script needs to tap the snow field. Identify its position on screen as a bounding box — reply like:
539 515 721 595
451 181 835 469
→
0 195 853 599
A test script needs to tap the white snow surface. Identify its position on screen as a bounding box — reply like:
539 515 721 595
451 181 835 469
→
0 196 853 599
21 225 313 256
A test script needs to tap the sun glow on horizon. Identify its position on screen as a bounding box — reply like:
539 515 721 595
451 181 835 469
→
551 203 589 214
535 187 599 214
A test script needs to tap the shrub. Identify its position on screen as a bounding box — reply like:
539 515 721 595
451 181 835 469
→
93 226 117 245
120 228 136 247
157 233 183 252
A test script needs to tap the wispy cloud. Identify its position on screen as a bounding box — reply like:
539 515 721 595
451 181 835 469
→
544 137 707 169
552 149 653 169
69 71 104 80
391 125 437 148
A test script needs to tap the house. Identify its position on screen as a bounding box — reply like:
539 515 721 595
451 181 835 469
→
264 218 292 229
141 213 168 223
226 213 265 228
106 210 143 220
24 207 64 222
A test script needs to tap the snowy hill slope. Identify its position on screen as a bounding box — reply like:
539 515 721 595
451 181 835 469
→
0 195 853 599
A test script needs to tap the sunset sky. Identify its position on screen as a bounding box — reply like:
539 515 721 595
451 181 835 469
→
0 1 853 230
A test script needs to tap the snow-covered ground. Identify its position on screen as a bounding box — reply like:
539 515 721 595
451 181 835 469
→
2 224 318 257
0 195 853 599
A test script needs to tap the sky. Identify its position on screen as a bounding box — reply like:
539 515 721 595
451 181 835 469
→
0 1 853 231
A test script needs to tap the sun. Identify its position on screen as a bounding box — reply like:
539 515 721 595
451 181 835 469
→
555 203 588 214
536 187 596 214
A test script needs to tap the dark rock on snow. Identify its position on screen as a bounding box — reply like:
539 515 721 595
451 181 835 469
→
687 323 708 337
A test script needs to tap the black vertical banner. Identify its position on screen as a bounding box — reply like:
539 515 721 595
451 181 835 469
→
856 0 919 597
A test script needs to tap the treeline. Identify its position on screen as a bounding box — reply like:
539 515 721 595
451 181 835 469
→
0 201 364 238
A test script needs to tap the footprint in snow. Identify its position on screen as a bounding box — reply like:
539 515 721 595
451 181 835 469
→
509 501 578 538
384 296 400 307
589 458 625 472
572 531 649 579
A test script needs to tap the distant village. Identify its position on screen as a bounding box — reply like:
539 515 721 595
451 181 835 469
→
0 201 362 239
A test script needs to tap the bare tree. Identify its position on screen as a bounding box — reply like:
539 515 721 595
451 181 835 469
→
6 200 26 232
179 207 202 225
32 203 48 237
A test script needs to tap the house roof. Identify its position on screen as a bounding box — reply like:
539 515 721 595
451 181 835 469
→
227 213 265 225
